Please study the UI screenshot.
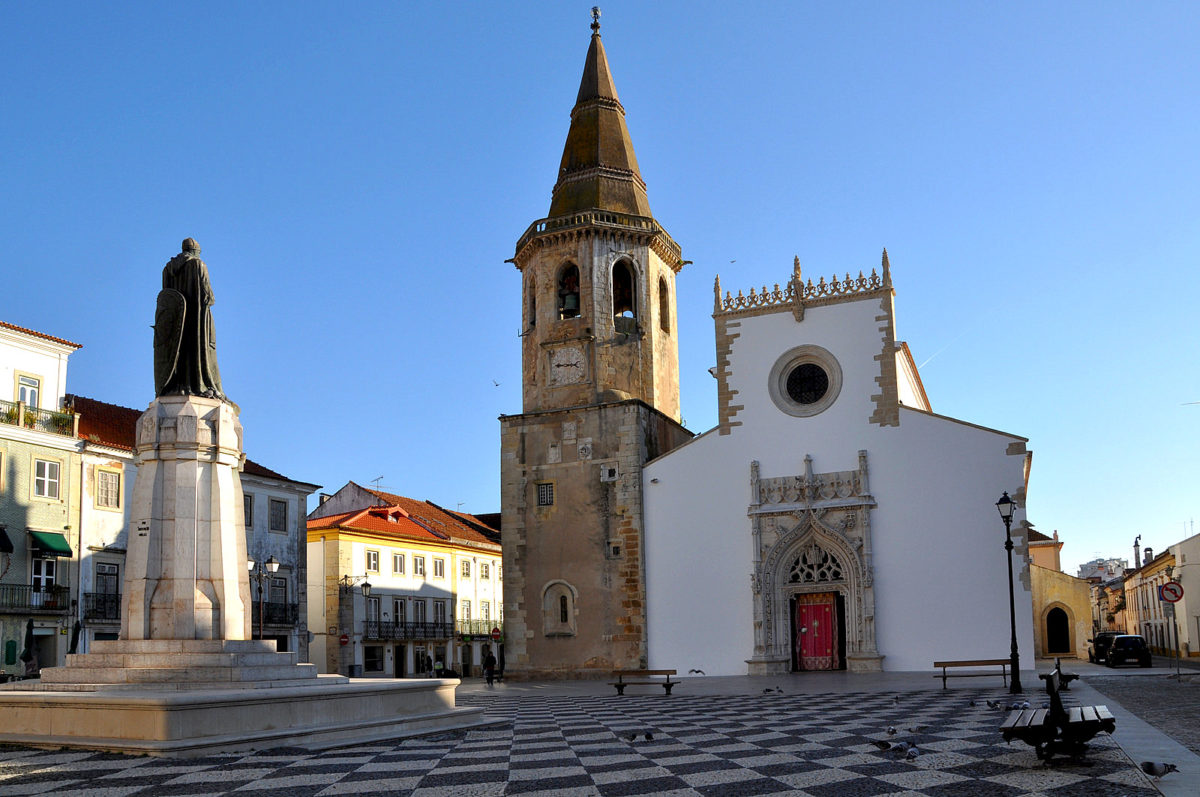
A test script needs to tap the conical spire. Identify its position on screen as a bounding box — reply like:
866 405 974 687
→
548 10 651 218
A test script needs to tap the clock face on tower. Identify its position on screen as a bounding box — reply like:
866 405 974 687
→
549 346 585 386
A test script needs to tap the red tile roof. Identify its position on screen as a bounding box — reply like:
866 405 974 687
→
66 394 308 484
1028 529 1054 543
308 484 500 548
0 320 82 349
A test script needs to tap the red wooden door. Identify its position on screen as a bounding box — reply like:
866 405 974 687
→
793 593 839 671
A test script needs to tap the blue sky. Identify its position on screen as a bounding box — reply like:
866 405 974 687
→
3 2 1197 575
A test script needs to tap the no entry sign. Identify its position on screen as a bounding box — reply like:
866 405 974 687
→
339 633 350 646
1160 582 1184 603
491 627 502 642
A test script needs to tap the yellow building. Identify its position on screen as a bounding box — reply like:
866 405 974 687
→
307 483 501 678
1030 564 1091 659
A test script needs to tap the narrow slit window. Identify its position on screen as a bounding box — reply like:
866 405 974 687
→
658 277 670 333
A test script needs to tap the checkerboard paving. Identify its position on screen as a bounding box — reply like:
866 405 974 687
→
0 688 1160 795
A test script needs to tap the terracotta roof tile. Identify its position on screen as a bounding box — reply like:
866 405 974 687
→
306 505 460 546
0 320 83 349
362 486 500 546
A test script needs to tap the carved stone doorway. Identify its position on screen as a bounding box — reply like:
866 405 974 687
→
791 592 844 671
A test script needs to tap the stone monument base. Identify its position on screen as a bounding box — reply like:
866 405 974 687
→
0 677 485 756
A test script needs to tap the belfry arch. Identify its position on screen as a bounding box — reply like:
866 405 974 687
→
747 453 883 674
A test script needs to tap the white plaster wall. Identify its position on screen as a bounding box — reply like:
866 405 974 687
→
0 329 74 409
645 298 1033 674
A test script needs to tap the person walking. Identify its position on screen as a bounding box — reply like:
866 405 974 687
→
484 651 497 687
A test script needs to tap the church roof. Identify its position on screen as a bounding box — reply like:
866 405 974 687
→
547 15 651 218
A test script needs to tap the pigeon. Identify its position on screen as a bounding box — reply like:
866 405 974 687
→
908 725 929 733
627 733 638 742
1140 762 1178 779
905 746 921 760
688 669 705 675
968 700 976 707
986 699 1002 709
644 732 654 741
892 740 911 753
763 688 774 694
894 695 901 705
887 726 897 736
871 740 892 750
775 687 783 694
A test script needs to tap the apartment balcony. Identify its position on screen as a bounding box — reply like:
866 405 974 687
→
362 620 453 641
0 399 78 438
250 601 299 628
0 584 70 613
82 592 121 623
456 619 501 639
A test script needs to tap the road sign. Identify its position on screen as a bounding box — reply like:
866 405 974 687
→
1160 582 1184 603
339 633 350 646
491 627 502 642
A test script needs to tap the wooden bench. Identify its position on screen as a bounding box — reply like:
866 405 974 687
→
609 669 678 695
933 659 1009 688
1000 663 1115 762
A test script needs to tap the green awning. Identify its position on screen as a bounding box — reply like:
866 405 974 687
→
0 528 12 554
28 531 72 557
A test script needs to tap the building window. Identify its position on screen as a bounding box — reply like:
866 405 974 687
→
269 499 287 533
434 600 446 624
558 263 580 320
366 550 380 573
414 556 425 577
414 599 426 624
536 482 554 507
767 345 843 418
17 375 40 408
393 597 406 622
243 494 254 529
34 459 59 499
96 469 121 509
433 558 445 579
461 600 471 621
480 562 490 580
612 259 637 332
461 560 471 579
364 645 384 672
32 557 56 590
482 601 490 621
392 553 405 575
95 563 119 594
366 596 381 622
658 276 670 333
543 581 577 636
269 577 286 604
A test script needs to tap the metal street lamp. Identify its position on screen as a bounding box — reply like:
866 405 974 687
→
995 492 1023 694
247 555 280 641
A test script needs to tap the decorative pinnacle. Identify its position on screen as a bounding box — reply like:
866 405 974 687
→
591 6 601 33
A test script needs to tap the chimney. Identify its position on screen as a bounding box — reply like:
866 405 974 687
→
1144 547 1153 565
1134 535 1142 568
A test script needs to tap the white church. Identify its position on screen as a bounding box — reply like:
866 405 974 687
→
502 13 1034 678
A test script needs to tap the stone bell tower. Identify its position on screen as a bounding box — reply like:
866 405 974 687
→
500 10 692 678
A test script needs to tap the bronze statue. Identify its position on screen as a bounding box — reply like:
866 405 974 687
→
153 238 224 399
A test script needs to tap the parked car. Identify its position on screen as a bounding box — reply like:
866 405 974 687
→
1087 631 1120 663
1105 635 1152 668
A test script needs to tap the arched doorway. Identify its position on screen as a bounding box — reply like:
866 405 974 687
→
1045 606 1071 655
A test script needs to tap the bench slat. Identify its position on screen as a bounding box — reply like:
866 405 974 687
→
1094 705 1114 721
932 659 1009 667
1067 707 1083 724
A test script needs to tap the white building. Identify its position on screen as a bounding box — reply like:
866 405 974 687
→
308 483 502 678
644 259 1035 675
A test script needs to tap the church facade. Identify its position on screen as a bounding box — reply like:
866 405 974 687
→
503 15 1035 677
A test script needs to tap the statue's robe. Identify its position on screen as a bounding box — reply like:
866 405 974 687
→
160 252 223 397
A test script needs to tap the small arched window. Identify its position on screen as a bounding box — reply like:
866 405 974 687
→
658 276 670 333
543 581 577 637
612 260 637 333
558 264 580 320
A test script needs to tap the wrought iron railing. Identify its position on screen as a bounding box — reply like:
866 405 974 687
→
83 592 121 622
0 584 70 612
251 601 299 627
456 619 501 637
0 399 76 437
363 620 454 641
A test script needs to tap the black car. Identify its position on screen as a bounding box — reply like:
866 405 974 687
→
1087 631 1120 663
1105 634 1152 668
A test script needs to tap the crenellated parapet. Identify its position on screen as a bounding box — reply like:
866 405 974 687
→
715 249 893 319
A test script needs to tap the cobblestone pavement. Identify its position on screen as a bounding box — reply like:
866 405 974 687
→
0 686 1159 796
1087 674 1200 756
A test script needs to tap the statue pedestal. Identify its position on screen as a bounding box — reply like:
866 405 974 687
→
124 395 250 641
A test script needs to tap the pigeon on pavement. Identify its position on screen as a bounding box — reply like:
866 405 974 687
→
1140 762 1178 779
905 747 921 760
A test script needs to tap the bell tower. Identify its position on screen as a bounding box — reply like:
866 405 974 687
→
500 10 692 678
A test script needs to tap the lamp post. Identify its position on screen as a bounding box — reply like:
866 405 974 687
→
247 555 279 641
996 491 1023 694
